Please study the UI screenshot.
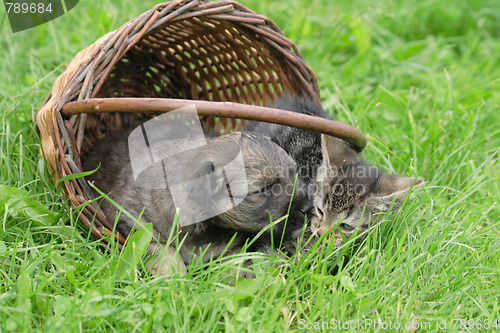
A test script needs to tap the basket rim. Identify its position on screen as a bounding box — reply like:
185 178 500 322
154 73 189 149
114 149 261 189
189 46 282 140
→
62 97 367 151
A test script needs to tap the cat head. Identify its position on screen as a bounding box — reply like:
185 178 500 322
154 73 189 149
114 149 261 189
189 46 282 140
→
186 132 312 238
310 134 423 247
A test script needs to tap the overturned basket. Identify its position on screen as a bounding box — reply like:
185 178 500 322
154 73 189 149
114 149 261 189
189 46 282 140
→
36 0 366 246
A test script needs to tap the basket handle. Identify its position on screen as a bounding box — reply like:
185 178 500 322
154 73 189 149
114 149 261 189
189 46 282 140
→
62 98 367 151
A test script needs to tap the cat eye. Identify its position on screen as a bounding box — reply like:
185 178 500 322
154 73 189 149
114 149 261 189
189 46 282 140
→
339 223 355 232
256 183 273 195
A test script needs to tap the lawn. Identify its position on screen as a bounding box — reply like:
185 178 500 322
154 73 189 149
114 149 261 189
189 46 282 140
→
1 0 499 331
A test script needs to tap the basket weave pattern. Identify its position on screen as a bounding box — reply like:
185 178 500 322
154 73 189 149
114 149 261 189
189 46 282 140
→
36 0 320 244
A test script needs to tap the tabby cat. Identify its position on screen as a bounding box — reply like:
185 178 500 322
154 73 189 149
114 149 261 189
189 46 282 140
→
246 95 423 250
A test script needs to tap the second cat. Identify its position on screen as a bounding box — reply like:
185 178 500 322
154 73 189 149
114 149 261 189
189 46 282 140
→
246 95 423 250
84 126 312 275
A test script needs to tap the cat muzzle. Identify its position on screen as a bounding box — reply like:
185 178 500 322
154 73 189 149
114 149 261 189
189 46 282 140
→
298 200 313 216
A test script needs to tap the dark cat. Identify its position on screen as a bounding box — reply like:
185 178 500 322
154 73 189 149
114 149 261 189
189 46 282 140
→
246 95 423 250
246 96 328 186
83 127 312 275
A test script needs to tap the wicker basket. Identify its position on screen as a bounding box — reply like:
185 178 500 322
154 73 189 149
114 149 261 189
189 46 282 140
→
36 0 366 246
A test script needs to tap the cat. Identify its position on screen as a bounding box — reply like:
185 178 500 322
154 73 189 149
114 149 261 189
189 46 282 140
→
246 95 423 252
83 125 312 275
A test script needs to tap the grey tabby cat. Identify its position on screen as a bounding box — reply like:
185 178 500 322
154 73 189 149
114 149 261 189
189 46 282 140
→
83 127 312 275
246 95 423 250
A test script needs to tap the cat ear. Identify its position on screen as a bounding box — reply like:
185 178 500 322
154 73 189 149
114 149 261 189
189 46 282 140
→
321 134 361 169
187 161 226 204
374 174 424 201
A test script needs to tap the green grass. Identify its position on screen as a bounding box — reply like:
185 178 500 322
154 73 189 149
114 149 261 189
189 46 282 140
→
1 0 499 331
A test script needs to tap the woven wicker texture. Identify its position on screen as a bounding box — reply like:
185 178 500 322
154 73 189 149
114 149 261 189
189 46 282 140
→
35 0 324 244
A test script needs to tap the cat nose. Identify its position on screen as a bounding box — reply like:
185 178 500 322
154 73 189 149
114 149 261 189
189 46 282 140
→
293 178 313 215
299 200 313 215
